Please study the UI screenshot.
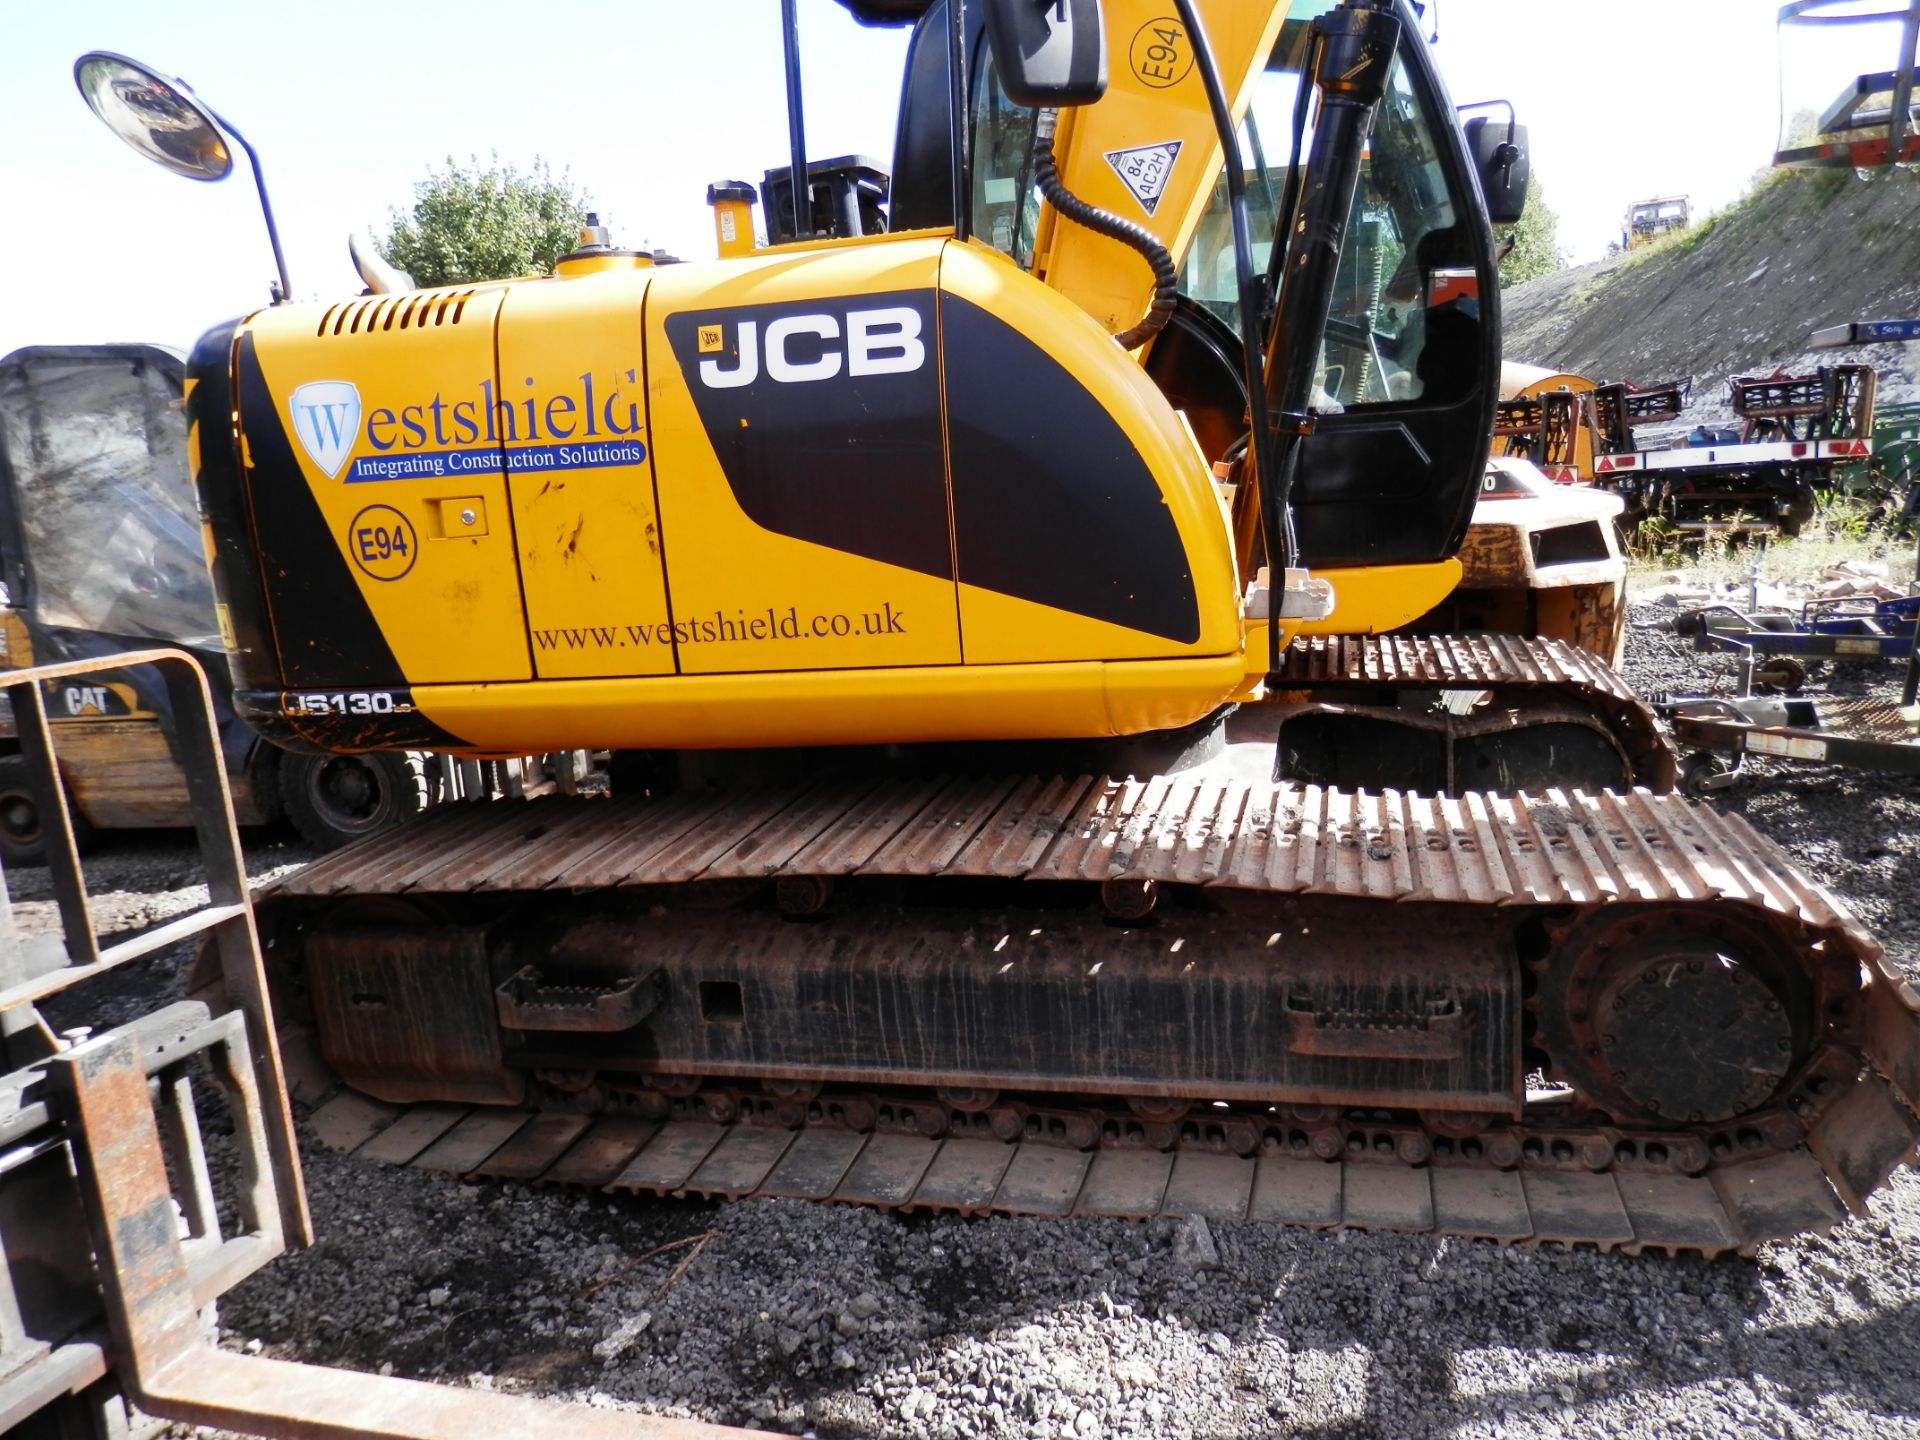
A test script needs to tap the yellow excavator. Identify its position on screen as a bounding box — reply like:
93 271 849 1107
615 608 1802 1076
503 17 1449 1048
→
78 0 1920 1250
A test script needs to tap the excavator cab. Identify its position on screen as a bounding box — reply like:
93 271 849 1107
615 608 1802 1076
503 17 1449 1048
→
882 0 1511 573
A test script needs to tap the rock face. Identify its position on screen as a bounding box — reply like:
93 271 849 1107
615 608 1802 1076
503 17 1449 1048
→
1501 168 1920 427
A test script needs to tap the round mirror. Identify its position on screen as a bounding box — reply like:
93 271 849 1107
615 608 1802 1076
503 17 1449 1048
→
74 51 231 182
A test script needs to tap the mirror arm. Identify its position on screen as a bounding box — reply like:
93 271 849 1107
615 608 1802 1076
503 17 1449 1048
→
200 101 292 305
1457 97 1521 188
210 113 288 307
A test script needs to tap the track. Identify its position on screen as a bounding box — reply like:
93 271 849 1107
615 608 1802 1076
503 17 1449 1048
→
264 765 1920 1259
1265 633 1678 792
312 1088 1857 1257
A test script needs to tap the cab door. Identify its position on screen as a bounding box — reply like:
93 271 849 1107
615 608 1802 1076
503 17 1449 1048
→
1290 39 1502 571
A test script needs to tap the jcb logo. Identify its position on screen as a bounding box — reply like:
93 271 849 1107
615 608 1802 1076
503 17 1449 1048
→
698 306 925 390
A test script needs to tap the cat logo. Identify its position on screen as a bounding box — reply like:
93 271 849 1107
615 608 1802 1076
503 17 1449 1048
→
61 684 113 717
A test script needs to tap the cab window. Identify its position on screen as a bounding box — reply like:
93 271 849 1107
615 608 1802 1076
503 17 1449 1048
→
1181 14 1464 409
970 55 1042 266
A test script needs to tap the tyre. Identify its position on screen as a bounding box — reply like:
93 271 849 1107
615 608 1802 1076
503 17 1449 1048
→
1777 478 1818 537
1680 750 1734 800
278 750 427 852
0 753 92 867
1754 657 1807 694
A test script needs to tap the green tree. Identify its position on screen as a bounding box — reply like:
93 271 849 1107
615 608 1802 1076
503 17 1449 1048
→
1497 178 1565 288
380 155 590 287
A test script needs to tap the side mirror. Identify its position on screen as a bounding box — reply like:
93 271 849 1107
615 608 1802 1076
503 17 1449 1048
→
1463 116 1530 227
75 50 293 303
981 0 1107 108
74 52 232 182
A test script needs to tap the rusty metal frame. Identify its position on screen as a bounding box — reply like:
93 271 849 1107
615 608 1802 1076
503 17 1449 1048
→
1664 706 1920 778
0 648 761 1439
0 647 307 1245
51 1008 752 1440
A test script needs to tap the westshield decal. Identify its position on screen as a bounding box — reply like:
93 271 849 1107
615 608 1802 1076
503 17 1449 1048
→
346 371 648 481
665 291 951 580
288 380 361 479
347 439 650 483
289 372 651 483
237 336 411 687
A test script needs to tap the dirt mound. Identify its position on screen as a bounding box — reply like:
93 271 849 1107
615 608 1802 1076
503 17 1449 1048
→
1502 168 1920 425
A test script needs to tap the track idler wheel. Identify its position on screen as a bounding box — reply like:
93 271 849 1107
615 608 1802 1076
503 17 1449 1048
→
1101 878 1159 921
1127 1097 1190 1123
1534 908 1809 1126
936 1086 999 1113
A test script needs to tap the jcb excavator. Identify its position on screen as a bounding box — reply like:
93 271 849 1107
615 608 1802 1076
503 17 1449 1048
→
78 0 1920 1250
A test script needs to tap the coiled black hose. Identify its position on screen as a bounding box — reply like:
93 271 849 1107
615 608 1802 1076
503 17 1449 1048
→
1032 109 1178 351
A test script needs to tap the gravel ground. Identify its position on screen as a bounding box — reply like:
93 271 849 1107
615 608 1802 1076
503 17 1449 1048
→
14 830 317 1036
28 610 1920 1440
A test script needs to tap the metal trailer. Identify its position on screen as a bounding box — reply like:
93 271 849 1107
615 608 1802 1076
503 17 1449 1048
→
1774 0 1920 170
1657 521 1920 788
1660 691 1920 794
1667 592 1920 693
1498 368 1880 536
1591 366 1878 535
1796 368 1920 525
0 647 752 1440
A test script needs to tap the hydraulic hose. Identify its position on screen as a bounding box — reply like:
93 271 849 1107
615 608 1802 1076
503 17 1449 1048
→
1032 109 1177 351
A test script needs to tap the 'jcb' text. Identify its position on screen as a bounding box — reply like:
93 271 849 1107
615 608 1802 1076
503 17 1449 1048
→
698 306 925 389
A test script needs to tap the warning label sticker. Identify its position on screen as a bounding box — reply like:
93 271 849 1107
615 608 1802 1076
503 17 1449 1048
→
1104 140 1183 217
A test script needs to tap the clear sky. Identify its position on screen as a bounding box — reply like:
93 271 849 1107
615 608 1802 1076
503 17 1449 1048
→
0 0 1879 358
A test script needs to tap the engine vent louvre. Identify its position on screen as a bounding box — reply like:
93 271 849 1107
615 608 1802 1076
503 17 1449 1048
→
315 289 478 338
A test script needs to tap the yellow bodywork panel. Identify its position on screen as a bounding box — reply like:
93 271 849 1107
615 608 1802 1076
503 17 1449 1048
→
410 648 1254 755
245 290 532 684
1037 0 1289 342
495 273 674 679
1294 559 1464 636
643 237 964 674
939 240 1239 664
231 230 1270 753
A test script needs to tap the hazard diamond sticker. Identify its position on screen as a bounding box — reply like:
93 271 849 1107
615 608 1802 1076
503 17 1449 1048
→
1104 140 1183 217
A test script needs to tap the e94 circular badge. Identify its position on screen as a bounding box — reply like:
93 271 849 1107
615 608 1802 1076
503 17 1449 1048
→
347 504 417 581
1130 19 1194 89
